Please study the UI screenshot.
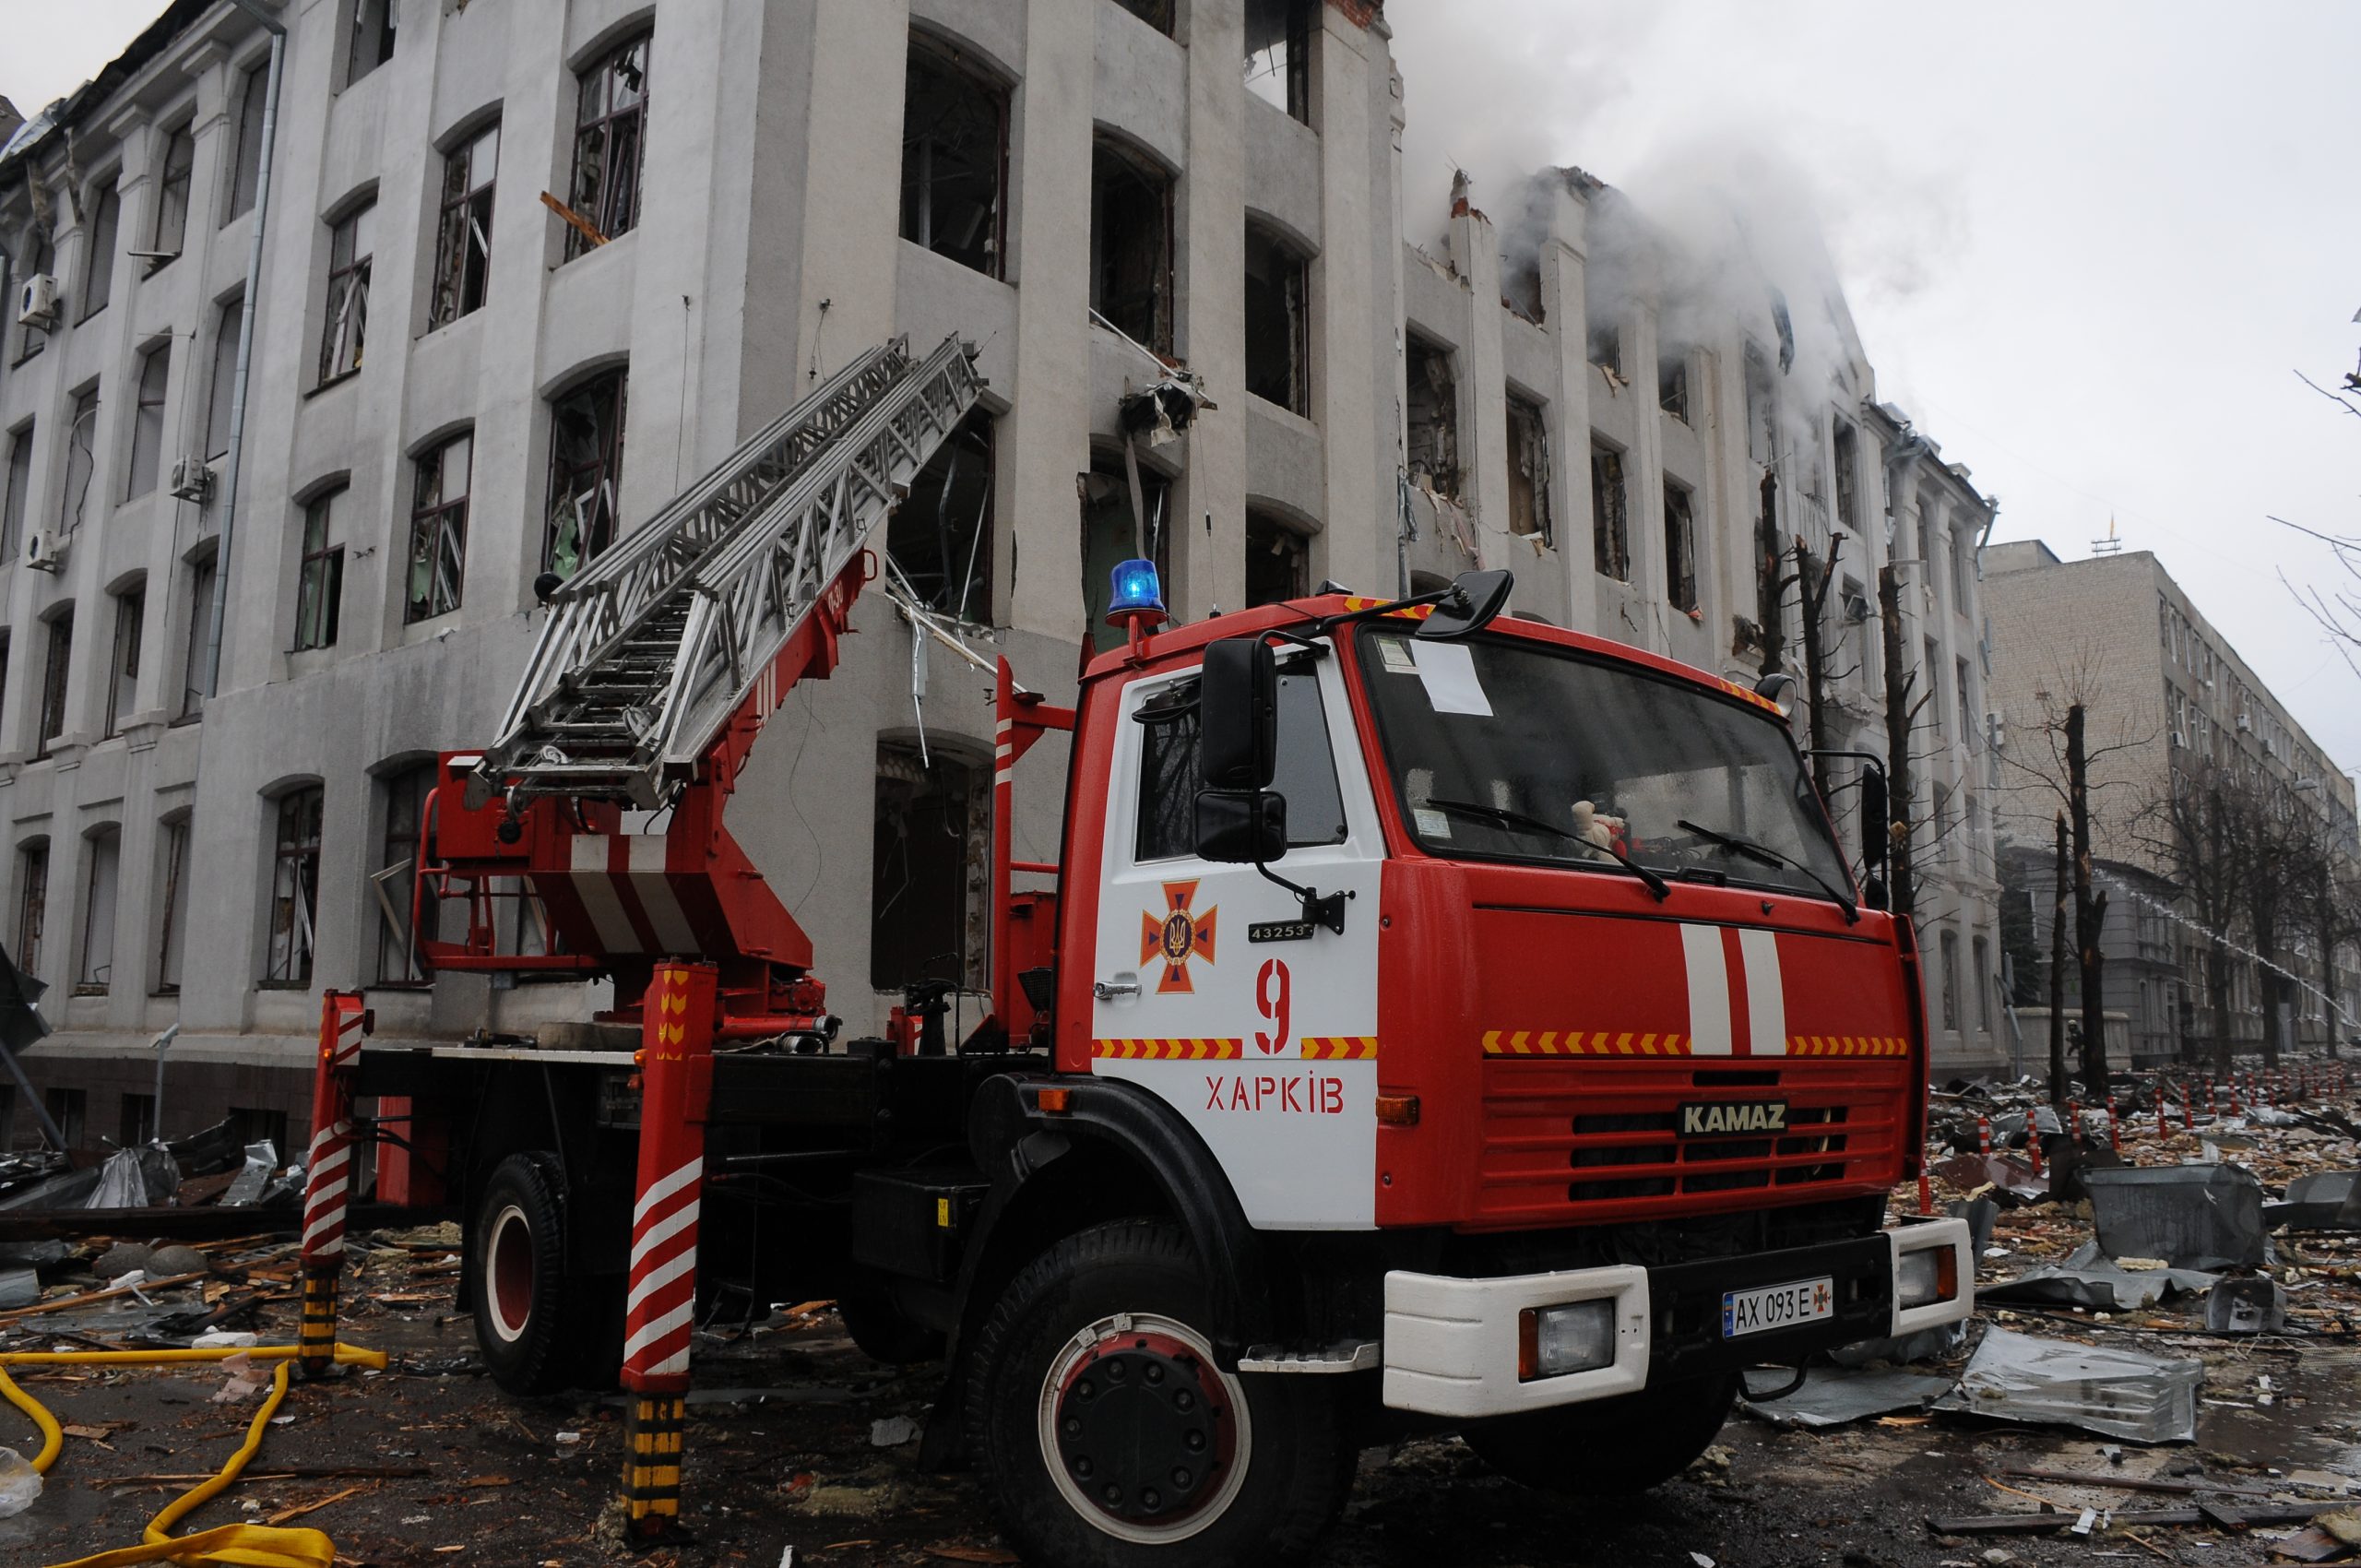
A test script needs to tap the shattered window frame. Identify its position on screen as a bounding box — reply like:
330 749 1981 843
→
152 125 196 259
264 785 325 987
1504 391 1552 546
1245 508 1311 608
79 181 121 323
568 32 651 256
1939 928 1960 1032
104 586 143 739
899 36 1010 281
76 825 120 994
61 385 99 533
1589 439 1628 582
1243 0 1313 126
226 65 267 224
292 491 345 652
1405 335 1460 499
544 369 628 580
1832 418 1858 533
37 610 73 757
407 432 471 624
1080 456 1173 654
16 840 48 980
1657 352 1689 423
205 297 241 462
1742 341 1776 466
1110 0 1176 35
126 341 169 501
430 121 498 329
345 0 397 88
1242 222 1311 416
4 422 32 560
154 813 188 994
1089 137 1177 357
871 739 991 995
317 201 374 386
1586 315 1620 377
1664 478 1698 612
886 408 993 624
177 552 216 721
375 761 440 985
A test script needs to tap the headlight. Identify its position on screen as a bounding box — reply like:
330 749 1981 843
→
1517 1299 1617 1381
1897 1245 1956 1309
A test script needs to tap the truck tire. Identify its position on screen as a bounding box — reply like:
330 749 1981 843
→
471 1152 578 1396
838 1290 946 1366
1462 1372 1738 1496
966 1219 1353 1568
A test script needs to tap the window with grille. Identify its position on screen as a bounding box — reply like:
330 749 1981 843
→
105 588 142 738
407 434 470 622
153 126 195 257
293 493 344 650
127 343 169 500
567 34 650 255
38 612 72 755
318 204 374 384
227 66 267 223
430 123 496 327
265 787 324 985
80 183 121 320
544 372 626 578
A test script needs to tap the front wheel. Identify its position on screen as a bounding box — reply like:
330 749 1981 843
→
966 1219 1353 1568
471 1151 607 1396
1462 1372 1737 1496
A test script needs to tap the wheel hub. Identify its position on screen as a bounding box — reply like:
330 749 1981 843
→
1052 1329 1232 1528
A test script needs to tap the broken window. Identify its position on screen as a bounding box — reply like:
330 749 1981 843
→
1974 933 1994 1032
568 32 650 255
80 182 120 321
430 122 497 327
545 370 627 578
1658 352 1689 422
126 343 168 500
1832 419 1858 533
1742 342 1775 465
4 423 30 559
61 386 98 532
119 1092 154 1146
1405 337 1459 498
1245 510 1310 607
1940 929 1960 1031
407 434 471 623
15 842 46 978
1080 458 1171 653
871 742 989 994
1244 0 1312 125
77 827 119 993
888 410 992 623
375 762 438 983
205 297 241 461
1956 655 1975 745
1089 138 1174 355
900 39 1007 279
1589 441 1628 581
45 1088 84 1149
346 0 396 86
155 814 188 992
179 554 215 719
1243 223 1310 414
1112 0 1175 33
38 612 72 755
105 588 142 739
265 785 324 985
153 126 195 258
227 65 268 223
292 493 344 651
1664 480 1698 612
1923 636 1943 736
1504 392 1552 544
1586 313 1620 376
318 202 374 384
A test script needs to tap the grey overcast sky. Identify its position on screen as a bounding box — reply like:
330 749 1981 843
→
12 3 2359 772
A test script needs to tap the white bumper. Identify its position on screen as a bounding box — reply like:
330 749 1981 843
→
1380 1218 1975 1420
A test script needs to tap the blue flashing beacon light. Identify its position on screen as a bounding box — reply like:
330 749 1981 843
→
1106 557 1168 628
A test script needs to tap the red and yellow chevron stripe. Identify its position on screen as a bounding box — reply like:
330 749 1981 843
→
1482 1029 1690 1057
1299 1037 1378 1060
1786 1036 1910 1057
1093 1038 1243 1060
1339 597 1436 620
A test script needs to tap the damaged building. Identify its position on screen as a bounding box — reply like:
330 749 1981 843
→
0 0 2006 1145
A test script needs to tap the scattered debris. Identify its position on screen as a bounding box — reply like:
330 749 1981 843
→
2085 1164 2268 1270
1979 1241 2218 1311
1740 1367 1955 1429
1935 1326 2202 1443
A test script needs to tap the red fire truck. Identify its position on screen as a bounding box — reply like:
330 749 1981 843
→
296 337 1969 1567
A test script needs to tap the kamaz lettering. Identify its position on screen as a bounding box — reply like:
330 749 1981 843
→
1679 1100 1790 1136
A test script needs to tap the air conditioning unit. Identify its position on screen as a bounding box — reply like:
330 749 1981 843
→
2236 712 2253 733
24 529 64 573
1841 589 1871 624
1985 711 2005 750
167 456 214 505
15 274 59 328
2170 729 2188 750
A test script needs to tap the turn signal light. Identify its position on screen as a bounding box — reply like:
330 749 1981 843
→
1037 1087 1073 1114
1374 1095 1420 1126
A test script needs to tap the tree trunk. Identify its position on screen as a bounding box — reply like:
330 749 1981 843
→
1756 473 1784 681
1878 564 1914 924
1793 538 1837 774
2068 704 2109 1099
2050 811 2070 1107
2208 943 2235 1074
2258 931 2283 1067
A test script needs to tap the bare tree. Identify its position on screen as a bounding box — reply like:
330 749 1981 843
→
2137 762 2254 1072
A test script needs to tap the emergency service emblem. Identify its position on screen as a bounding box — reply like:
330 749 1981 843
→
1142 881 1218 993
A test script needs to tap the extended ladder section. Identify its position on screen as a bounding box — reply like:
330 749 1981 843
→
476 334 985 809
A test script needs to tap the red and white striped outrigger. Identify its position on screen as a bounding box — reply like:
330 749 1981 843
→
298 991 369 1377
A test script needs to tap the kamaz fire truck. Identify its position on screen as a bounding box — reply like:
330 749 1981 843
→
293 335 1971 1567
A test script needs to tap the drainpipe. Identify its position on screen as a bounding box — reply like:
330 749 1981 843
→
202 0 287 702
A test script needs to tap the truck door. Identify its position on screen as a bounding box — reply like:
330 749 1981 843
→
1089 644 1384 1229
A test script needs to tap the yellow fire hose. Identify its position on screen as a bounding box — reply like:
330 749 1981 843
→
0 1342 387 1568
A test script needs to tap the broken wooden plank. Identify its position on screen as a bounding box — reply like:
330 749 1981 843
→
1927 1502 2329 1536
0 1270 208 1323
2000 1466 2272 1498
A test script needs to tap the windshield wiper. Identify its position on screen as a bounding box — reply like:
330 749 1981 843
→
1423 799 1670 901
1675 818 1858 923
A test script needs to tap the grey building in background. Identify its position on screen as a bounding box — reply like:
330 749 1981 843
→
0 0 2008 1151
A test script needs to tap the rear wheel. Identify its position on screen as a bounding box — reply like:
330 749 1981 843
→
967 1219 1353 1568
471 1152 580 1396
1462 1373 1737 1496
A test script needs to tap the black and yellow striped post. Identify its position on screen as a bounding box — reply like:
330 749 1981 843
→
624 1393 685 1530
297 1270 340 1378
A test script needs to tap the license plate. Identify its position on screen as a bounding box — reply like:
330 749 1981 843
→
1721 1277 1833 1338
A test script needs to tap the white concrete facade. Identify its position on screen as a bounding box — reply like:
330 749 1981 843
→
0 0 2005 1146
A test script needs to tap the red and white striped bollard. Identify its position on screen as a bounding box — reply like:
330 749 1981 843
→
299 991 369 1379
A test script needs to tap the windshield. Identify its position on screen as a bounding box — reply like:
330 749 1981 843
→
1355 627 1852 903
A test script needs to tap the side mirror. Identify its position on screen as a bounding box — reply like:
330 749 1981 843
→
1754 671 1798 714
1415 569 1514 641
1199 636 1277 790
1194 789 1287 863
